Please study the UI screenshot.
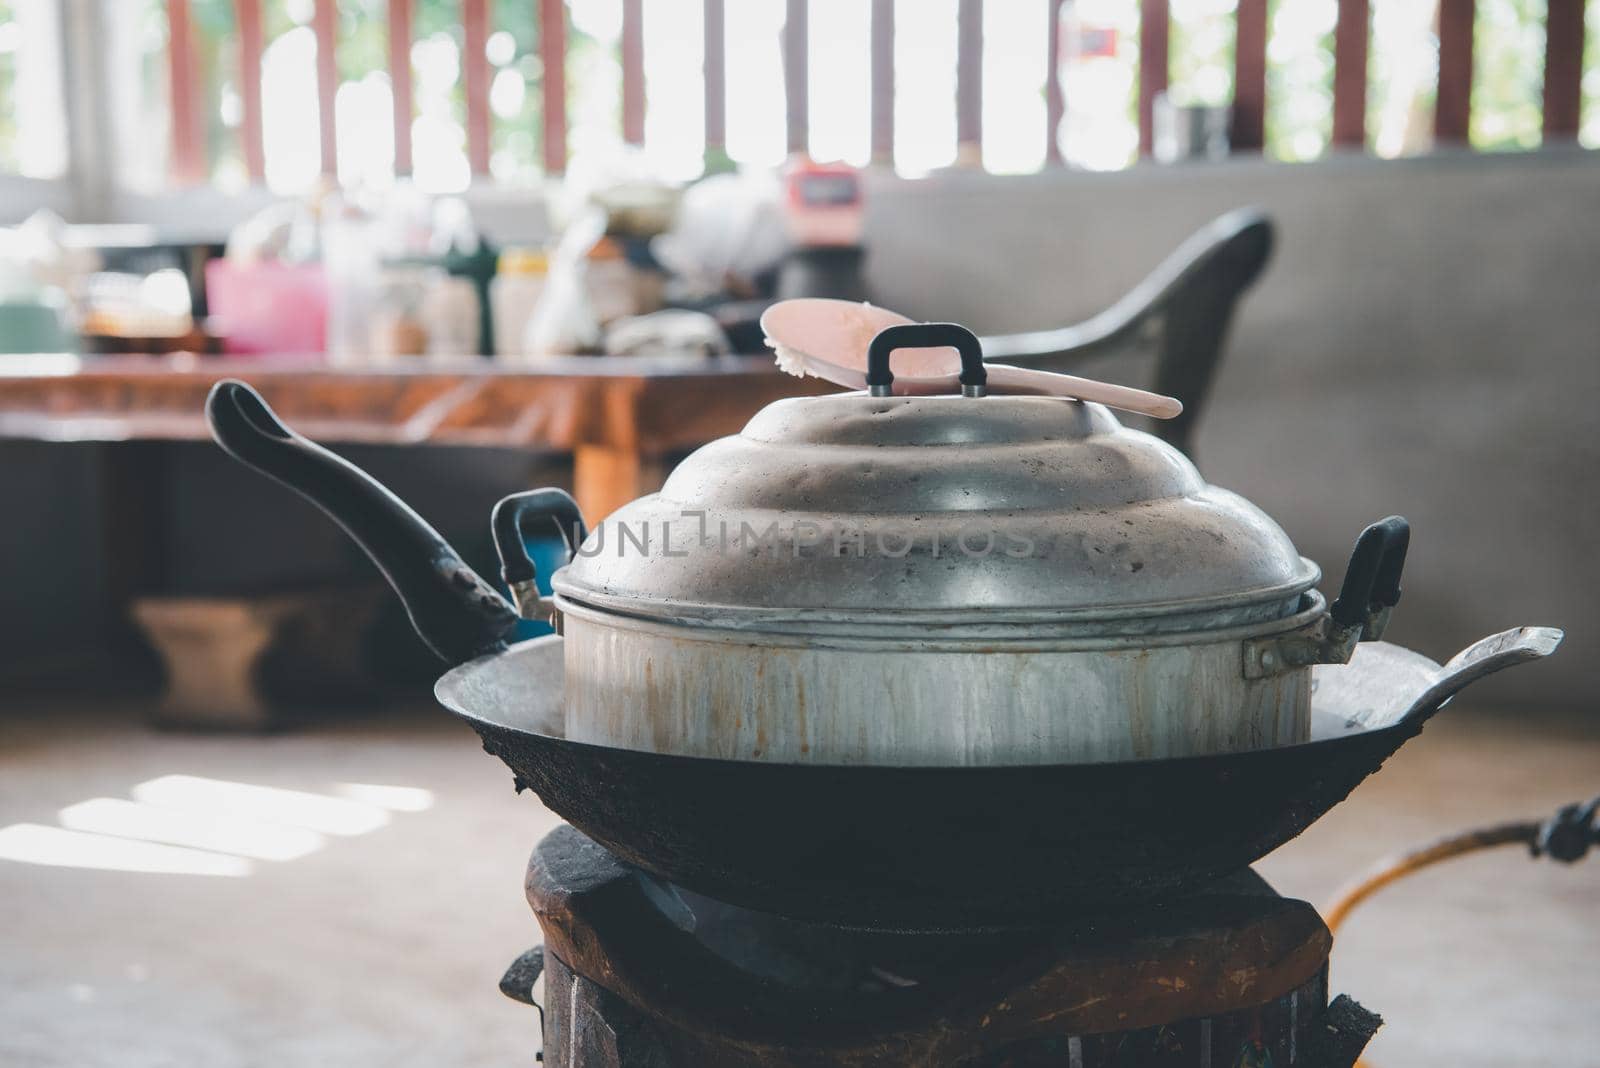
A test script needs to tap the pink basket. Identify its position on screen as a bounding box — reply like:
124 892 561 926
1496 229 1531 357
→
206 260 328 356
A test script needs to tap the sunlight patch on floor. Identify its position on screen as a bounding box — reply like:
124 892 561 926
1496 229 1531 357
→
0 824 255 876
0 777 435 876
58 798 326 861
131 776 392 836
335 782 435 813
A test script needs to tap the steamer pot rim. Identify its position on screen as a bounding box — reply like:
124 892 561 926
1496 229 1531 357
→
552 588 1329 652
551 557 1323 643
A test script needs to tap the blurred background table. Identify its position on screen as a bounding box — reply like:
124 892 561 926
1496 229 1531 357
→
0 353 828 724
0 353 828 521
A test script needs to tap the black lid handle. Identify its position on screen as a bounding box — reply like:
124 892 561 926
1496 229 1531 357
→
866 323 988 398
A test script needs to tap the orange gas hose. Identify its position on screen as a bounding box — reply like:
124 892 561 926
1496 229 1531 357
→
1322 821 1541 936
1320 796 1597 1068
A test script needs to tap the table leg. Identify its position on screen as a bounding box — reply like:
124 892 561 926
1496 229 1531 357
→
572 445 667 522
100 442 169 611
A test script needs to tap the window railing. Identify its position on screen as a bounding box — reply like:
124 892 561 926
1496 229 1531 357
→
57 1 1600 197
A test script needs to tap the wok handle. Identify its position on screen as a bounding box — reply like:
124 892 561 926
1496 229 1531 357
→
1398 626 1564 727
491 489 588 619
205 380 519 665
1330 516 1410 632
867 323 988 397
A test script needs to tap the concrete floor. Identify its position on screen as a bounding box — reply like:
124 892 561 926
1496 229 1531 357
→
1 696 1596 1068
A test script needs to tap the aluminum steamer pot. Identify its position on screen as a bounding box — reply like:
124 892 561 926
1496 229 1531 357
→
492 323 1411 766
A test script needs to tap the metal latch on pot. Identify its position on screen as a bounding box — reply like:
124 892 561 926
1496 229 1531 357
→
1244 517 1410 679
491 488 589 635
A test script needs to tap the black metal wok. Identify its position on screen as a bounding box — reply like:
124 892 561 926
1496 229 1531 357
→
206 380 1560 931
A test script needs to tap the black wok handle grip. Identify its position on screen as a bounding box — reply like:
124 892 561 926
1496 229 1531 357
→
491 489 587 613
1331 516 1410 630
866 323 988 397
205 379 519 665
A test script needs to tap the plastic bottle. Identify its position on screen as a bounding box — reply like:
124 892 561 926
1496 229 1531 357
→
585 237 639 328
491 249 549 359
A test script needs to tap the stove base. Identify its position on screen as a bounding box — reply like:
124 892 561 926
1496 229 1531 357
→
541 949 1328 1067
515 824 1374 1067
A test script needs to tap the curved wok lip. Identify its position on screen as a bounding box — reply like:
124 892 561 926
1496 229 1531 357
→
435 627 1559 930
451 706 1421 775
433 633 1443 775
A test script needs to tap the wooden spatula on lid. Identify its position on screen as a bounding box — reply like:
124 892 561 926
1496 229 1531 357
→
761 298 1182 420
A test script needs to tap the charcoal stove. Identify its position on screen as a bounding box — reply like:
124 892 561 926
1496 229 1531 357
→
500 824 1380 1067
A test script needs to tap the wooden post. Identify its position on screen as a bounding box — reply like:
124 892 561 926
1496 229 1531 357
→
1434 0 1474 144
237 0 265 182
167 0 204 184
463 0 491 176
390 0 414 175
540 0 568 174
956 0 982 160
784 0 808 155
705 0 726 154
622 0 645 145
314 0 339 177
573 446 668 524
1231 0 1266 152
870 0 894 165
1139 0 1169 157
1331 0 1368 149
1045 0 1064 165
1542 0 1585 141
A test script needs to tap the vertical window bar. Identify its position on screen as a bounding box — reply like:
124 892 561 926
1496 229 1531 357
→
870 0 893 165
167 0 204 184
956 0 982 160
463 0 491 176
1435 0 1474 144
314 0 338 177
390 0 414 175
704 0 726 154
1231 0 1266 152
785 0 808 155
622 0 645 145
540 0 568 174
237 0 266 182
1542 0 1585 140
1138 0 1169 157
1331 0 1368 149
1045 0 1064 165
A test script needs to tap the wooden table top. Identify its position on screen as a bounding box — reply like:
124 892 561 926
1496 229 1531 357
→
0 353 831 452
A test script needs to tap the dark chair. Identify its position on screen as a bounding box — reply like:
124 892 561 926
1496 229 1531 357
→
980 208 1274 459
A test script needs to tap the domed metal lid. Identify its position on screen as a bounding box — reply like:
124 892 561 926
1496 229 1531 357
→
553 393 1319 640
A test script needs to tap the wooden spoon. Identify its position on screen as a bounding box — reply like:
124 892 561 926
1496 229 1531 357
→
761 298 1182 420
